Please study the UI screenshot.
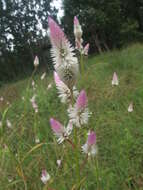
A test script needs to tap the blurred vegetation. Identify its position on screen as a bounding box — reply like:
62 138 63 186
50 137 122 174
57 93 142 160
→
62 0 143 53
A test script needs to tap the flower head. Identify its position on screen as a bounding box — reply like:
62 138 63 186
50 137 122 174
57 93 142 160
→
68 90 91 127
50 118 73 144
0 96 4 101
57 159 62 167
74 16 83 51
112 72 119 86
47 83 52 90
82 131 97 156
83 43 89 55
35 137 40 143
41 169 50 184
76 90 88 110
74 16 83 40
54 71 79 104
34 56 39 67
30 95 38 113
41 72 46 80
6 119 12 128
128 102 133 112
48 17 79 89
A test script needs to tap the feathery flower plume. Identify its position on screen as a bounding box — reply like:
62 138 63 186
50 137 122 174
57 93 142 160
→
30 95 38 113
34 56 39 67
48 17 79 89
41 72 46 80
74 16 83 51
112 72 119 86
50 118 73 144
68 90 91 127
54 71 79 104
41 169 50 184
82 131 97 156
128 102 133 112
83 43 89 55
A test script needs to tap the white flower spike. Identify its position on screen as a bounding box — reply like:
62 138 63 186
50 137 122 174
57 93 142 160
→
112 72 119 86
128 102 133 112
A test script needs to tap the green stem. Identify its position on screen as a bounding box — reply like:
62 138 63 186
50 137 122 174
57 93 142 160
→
74 128 80 184
80 53 84 75
95 157 99 189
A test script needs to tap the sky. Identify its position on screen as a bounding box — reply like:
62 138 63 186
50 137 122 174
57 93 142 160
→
52 0 64 20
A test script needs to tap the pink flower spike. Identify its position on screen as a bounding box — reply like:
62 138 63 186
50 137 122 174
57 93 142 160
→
48 16 65 47
112 72 119 86
87 131 96 146
76 90 88 109
41 169 50 184
74 16 79 25
83 43 89 55
50 118 63 134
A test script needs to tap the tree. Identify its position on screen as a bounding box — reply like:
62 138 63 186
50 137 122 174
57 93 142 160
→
61 0 143 53
0 0 57 82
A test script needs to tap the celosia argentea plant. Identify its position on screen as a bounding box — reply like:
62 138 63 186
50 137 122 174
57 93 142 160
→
48 17 98 188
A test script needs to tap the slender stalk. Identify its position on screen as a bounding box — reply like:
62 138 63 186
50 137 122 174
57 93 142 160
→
95 157 99 189
80 154 88 173
80 53 84 75
66 138 75 149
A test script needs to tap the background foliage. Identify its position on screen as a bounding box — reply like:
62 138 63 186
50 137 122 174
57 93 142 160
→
0 0 143 82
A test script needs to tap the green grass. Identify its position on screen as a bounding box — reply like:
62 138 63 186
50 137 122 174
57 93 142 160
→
1 43 143 190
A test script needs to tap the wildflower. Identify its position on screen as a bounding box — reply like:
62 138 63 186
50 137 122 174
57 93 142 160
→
34 56 39 67
35 137 40 143
7 101 10 105
0 96 4 101
41 72 46 80
6 119 12 128
68 90 91 127
57 159 62 167
30 95 38 113
83 43 89 55
50 118 73 144
82 131 97 156
22 96 25 101
41 169 50 184
48 17 79 89
0 121 2 127
47 83 52 90
112 72 119 86
54 71 78 103
32 80 35 87
128 102 133 112
74 16 83 51
8 177 13 182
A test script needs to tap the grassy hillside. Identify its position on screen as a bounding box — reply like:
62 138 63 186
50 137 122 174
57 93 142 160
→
0 43 143 190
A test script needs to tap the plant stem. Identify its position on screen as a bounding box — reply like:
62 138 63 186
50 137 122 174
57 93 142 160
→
80 54 84 75
66 138 75 149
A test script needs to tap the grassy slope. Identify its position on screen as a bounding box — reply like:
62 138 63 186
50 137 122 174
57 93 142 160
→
1 44 143 190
